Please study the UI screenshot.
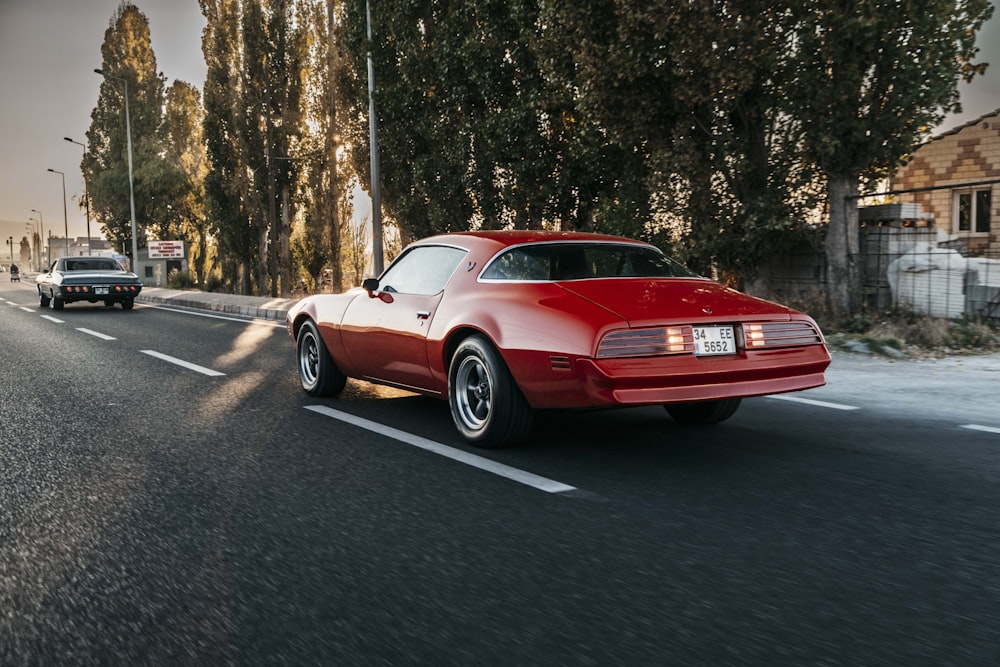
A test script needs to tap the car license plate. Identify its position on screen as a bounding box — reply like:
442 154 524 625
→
95 287 109 295
692 325 735 356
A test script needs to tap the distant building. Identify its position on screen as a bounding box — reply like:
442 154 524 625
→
890 108 1000 256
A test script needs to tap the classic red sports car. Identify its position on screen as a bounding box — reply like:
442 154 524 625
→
287 230 830 447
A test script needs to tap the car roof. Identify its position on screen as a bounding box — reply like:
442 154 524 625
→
417 230 650 251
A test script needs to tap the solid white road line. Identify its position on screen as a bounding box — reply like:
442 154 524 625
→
766 395 859 411
149 305 285 327
76 328 117 341
961 424 1000 435
306 405 578 494
140 350 225 377
41 315 64 324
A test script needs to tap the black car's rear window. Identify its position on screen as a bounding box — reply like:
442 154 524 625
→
65 260 121 271
481 243 700 281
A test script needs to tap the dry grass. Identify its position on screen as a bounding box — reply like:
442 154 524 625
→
752 287 1000 356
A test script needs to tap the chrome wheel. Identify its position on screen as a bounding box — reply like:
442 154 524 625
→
448 335 533 447
296 320 346 397
453 354 493 432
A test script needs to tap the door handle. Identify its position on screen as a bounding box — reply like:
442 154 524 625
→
416 310 431 319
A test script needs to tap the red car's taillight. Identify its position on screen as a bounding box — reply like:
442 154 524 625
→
597 326 694 358
742 322 823 348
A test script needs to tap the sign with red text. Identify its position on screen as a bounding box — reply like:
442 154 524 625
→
147 240 185 259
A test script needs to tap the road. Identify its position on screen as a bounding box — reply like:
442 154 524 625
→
2 279 999 665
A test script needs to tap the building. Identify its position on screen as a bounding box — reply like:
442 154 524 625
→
890 108 1000 257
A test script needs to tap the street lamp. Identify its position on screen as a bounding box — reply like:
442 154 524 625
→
365 0 383 274
64 137 92 253
24 224 33 265
94 68 138 272
30 208 44 268
47 169 70 259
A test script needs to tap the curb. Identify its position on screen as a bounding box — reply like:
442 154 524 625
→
136 287 300 323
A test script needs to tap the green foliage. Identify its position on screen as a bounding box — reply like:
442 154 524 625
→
167 269 196 289
86 2 170 260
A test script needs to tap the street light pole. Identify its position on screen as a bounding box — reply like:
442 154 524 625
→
64 137 92 253
25 224 33 265
95 68 138 272
365 0 383 275
47 169 70 258
30 208 44 268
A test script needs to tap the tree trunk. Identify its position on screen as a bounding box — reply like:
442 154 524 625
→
326 0 343 293
280 185 292 296
824 172 861 316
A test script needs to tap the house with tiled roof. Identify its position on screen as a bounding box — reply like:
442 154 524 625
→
890 108 1000 256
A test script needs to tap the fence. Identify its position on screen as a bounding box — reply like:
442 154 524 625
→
750 226 1000 320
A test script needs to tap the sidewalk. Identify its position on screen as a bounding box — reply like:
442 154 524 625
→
137 287 300 322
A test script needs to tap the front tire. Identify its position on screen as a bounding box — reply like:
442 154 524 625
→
296 320 346 397
665 398 741 425
39 291 50 308
448 335 533 448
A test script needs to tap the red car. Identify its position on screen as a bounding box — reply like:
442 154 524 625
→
287 230 830 447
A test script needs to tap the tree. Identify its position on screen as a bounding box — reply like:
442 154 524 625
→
163 81 211 284
201 0 257 293
86 1 169 263
341 0 604 239
789 0 994 314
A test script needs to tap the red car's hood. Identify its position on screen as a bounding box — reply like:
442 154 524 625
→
557 278 793 326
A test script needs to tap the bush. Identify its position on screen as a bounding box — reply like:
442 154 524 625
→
753 289 1000 355
167 269 196 290
947 319 1000 350
204 274 224 293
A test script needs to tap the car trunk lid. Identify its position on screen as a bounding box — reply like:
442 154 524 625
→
555 278 793 326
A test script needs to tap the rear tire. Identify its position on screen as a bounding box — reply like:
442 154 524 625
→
122 298 135 310
665 398 741 425
52 295 64 310
449 335 533 448
297 320 346 397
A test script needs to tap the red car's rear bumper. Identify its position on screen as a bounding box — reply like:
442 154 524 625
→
517 345 831 409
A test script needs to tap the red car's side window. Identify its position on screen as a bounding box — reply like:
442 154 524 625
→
379 246 467 295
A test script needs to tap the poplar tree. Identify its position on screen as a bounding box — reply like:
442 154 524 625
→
201 0 257 293
86 1 168 261
162 81 210 284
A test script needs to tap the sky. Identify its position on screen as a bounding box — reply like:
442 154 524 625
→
1 0 999 261
0 0 207 260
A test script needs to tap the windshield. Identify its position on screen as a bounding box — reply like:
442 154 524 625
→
481 242 700 281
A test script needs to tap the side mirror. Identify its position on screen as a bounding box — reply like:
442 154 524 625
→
362 277 379 295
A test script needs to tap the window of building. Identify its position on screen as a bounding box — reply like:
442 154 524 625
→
954 188 992 234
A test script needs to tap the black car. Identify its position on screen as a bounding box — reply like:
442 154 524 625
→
36 256 142 310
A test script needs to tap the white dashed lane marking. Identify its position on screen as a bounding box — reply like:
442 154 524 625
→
77 328 117 341
140 350 225 377
306 405 578 495
766 394 859 411
961 424 1000 435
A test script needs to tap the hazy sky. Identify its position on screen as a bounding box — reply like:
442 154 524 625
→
1 0 999 257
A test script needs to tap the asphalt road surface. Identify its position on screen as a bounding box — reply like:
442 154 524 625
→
2 279 999 665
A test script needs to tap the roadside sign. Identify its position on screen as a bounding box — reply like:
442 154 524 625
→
148 241 184 259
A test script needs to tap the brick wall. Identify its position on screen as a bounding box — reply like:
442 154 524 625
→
891 109 1000 255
